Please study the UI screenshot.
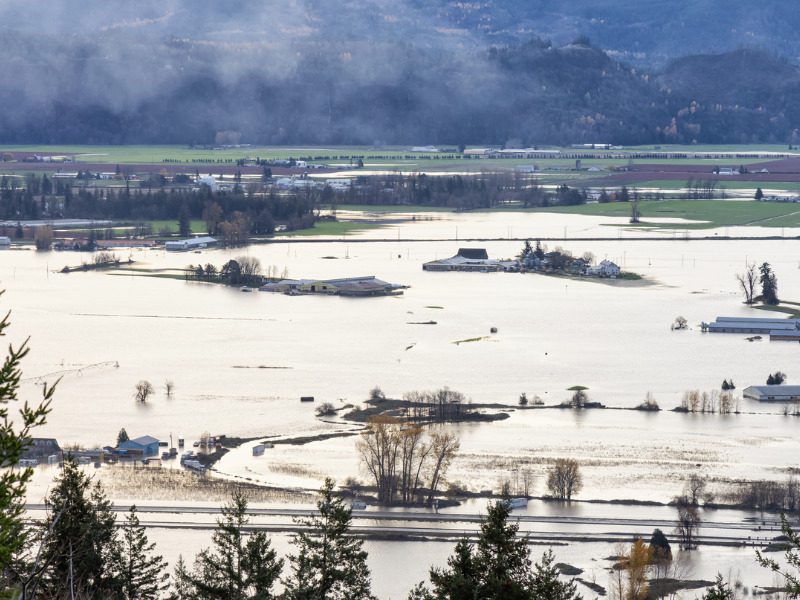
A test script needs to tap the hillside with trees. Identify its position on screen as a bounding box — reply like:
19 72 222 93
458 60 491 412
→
1 1 800 146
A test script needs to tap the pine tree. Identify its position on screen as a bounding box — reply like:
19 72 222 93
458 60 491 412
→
0 300 54 578
759 262 779 305
530 550 582 600
473 501 534 599
284 478 375 600
113 506 170 599
756 514 800 598
427 540 479 599
179 203 192 237
178 489 282 599
417 503 582 600
38 458 120 597
701 575 735 600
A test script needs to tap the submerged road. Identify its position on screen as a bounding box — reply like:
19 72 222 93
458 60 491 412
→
25 503 787 547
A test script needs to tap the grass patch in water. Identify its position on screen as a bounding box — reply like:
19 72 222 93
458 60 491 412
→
452 336 490 345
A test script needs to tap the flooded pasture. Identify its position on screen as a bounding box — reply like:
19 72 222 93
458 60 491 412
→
5 209 800 596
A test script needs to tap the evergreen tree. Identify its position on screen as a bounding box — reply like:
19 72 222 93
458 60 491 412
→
701 575 735 600
169 556 194 600
0 299 54 585
755 187 764 201
415 502 582 600
427 540 480 599
113 506 170 599
38 458 120 597
759 262 779 305
473 501 534 599
757 514 800 598
117 427 130 446
179 202 192 237
284 478 375 600
178 489 282 599
530 550 582 600
534 240 545 260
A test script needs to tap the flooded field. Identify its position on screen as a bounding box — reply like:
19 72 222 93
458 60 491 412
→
5 209 800 595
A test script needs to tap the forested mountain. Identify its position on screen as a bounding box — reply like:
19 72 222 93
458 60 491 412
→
0 0 798 146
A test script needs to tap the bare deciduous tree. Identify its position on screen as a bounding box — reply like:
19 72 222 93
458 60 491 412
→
675 496 701 549
736 263 758 305
546 458 583 500
356 418 459 506
684 474 710 506
134 380 154 403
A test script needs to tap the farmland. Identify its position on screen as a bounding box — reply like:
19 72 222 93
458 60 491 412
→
530 199 800 229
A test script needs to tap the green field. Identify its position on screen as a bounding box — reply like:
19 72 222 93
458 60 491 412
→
275 220 383 237
0 144 782 171
148 219 207 235
531 200 800 229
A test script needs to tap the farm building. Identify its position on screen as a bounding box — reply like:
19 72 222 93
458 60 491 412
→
260 275 405 297
0 236 10 247
743 385 800 402
702 316 800 339
165 236 217 252
118 435 160 457
20 438 61 464
423 248 519 272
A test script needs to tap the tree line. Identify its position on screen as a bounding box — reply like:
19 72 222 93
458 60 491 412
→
0 179 316 234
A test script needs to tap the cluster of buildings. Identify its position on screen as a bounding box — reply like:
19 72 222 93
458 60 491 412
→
423 248 622 278
701 316 800 341
260 275 406 297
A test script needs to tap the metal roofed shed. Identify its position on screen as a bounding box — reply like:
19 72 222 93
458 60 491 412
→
165 236 217 252
423 248 519 272
456 248 489 260
118 435 161 457
702 316 800 338
743 385 800 402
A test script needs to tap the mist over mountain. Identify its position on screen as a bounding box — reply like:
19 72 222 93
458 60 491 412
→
0 0 799 146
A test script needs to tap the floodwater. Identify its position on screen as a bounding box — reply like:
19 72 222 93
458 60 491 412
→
4 209 800 595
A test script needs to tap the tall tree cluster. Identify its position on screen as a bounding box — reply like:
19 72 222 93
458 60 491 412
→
356 416 460 505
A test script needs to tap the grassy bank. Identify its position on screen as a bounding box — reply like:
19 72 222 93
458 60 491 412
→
275 220 383 237
530 199 800 229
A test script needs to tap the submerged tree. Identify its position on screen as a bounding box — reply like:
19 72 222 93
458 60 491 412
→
736 263 758 305
675 497 701 550
284 478 374 600
177 489 283 599
134 380 155 403
546 459 583 501
0 296 55 583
